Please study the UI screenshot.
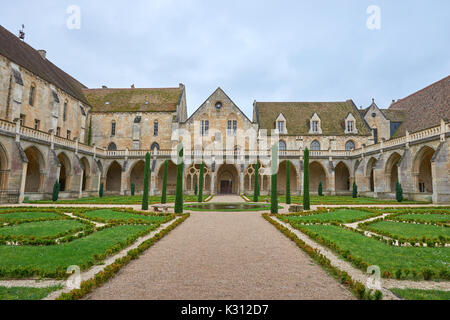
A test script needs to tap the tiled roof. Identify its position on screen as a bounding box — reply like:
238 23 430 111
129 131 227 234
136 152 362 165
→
0 25 89 105
381 109 405 122
389 75 450 138
255 100 371 136
84 87 183 113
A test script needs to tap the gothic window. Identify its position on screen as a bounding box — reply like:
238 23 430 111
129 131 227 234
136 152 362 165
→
108 143 117 151
279 140 287 151
154 121 159 136
34 119 40 130
111 121 116 136
63 101 68 121
227 120 237 135
29 84 36 106
311 140 321 151
151 142 160 151
201 120 209 136
345 140 356 151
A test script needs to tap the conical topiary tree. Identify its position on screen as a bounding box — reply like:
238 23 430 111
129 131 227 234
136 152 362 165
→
174 144 184 214
352 182 358 198
396 182 403 203
52 180 60 202
99 182 104 198
142 152 151 210
253 162 260 202
161 160 168 204
198 162 205 203
286 160 291 205
303 148 310 210
271 144 279 214
131 183 136 196
318 181 323 196
194 183 198 196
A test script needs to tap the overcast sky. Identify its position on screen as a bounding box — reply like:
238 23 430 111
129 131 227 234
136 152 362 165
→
1 0 449 117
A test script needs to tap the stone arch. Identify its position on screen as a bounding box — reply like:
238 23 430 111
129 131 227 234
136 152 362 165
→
311 140 321 151
366 157 377 192
278 140 287 151
57 152 72 192
24 146 45 193
108 143 117 151
106 161 122 192
80 157 91 191
151 142 160 151
157 160 177 194
185 164 212 194
310 161 327 193
96 160 104 178
244 162 270 194
385 152 402 192
335 161 350 191
278 160 298 193
129 160 145 193
413 146 435 193
0 142 10 190
216 164 239 194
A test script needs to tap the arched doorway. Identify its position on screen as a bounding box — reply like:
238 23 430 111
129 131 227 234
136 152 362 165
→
106 161 122 192
0 143 9 190
24 147 44 192
80 157 91 192
129 160 145 193
310 161 327 194
157 161 177 194
414 146 435 193
335 162 350 191
366 158 377 192
57 153 71 192
385 153 401 192
278 161 298 193
217 164 239 194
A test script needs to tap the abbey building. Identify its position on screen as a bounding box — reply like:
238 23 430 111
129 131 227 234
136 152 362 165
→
0 25 448 203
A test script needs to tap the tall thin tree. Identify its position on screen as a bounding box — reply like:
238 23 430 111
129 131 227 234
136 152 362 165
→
271 144 279 214
198 162 205 203
142 152 151 210
253 162 260 202
303 148 310 210
286 160 291 204
161 160 168 204
174 144 184 213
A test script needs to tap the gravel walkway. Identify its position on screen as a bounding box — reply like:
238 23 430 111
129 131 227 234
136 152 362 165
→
84 203 354 300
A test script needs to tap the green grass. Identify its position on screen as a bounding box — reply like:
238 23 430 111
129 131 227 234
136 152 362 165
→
25 195 206 205
79 209 170 224
391 288 450 300
0 285 62 300
0 220 87 238
364 221 450 241
255 195 428 205
392 213 450 224
281 209 380 223
0 211 62 223
299 224 450 278
0 224 154 278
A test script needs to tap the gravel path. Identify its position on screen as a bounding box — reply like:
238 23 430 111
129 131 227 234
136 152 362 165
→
84 205 354 300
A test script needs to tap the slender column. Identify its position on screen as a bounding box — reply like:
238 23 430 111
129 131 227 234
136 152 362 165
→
18 163 28 203
240 172 244 195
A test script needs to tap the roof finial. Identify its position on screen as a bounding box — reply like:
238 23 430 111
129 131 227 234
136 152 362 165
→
18 24 25 41
372 98 375 103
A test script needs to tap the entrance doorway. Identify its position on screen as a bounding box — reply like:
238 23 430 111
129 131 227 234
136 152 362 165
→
220 180 233 194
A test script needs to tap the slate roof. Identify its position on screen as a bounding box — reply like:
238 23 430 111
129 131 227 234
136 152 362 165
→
389 75 450 137
255 100 371 136
0 25 89 105
83 87 183 113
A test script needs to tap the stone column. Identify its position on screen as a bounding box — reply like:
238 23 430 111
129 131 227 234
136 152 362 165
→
79 169 84 198
329 169 336 196
210 171 215 195
18 163 28 203
120 170 127 195
239 171 244 195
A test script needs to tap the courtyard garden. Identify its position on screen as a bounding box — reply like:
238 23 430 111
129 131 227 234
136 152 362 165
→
25 195 207 205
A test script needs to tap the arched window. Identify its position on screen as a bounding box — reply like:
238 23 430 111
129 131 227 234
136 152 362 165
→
29 83 36 106
278 140 287 151
153 121 159 136
311 140 321 151
345 140 356 151
108 143 117 151
111 121 116 136
151 142 160 151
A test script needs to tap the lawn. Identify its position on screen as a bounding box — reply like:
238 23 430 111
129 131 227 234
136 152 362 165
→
391 213 450 224
391 288 450 300
255 195 428 205
78 209 171 224
0 285 62 300
0 224 154 278
363 220 450 241
25 195 207 205
0 220 87 238
281 208 381 223
298 224 450 279
0 211 63 223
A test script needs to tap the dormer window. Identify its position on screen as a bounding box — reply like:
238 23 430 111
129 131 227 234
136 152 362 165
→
344 113 358 134
275 113 287 134
309 113 322 134
277 121 284 133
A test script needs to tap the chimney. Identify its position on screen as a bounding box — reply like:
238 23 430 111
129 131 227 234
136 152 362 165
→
102 85 108 89
37 50 46 59
131 84 135 88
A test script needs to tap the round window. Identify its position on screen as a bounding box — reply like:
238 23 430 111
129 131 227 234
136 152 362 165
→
215 102 223 109
372 113 376 118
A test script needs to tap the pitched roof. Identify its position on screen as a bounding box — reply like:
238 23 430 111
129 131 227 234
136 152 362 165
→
0 25 89 105
389 75 450 137
255 100 371 136
381 109 405 122
84 87 183 113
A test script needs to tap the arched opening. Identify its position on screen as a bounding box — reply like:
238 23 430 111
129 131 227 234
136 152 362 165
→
186 164 211 194
129 160 145 193
278 161 298 194
414 146 435 193
345 140 356 151
108 143 117 151
385 153 401 192
0 143 9 190
217 164 239 194
278 140 287 151
106 161 122 192
311 140 321 151
157 161 177 194
24 147 44 193
151 142 160 151
80 157 91 192
366 158 377 192
335 162 350 191
310 161 327 193
57 153 71 192
244 163 269 194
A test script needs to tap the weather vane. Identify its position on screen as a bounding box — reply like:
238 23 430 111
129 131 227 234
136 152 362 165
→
18 24 25 41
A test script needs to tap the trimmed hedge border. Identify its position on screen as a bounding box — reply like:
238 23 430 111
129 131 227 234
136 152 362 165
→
57 213 190 300
263 214 382 300
279 207 384 224
72 208 174 226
